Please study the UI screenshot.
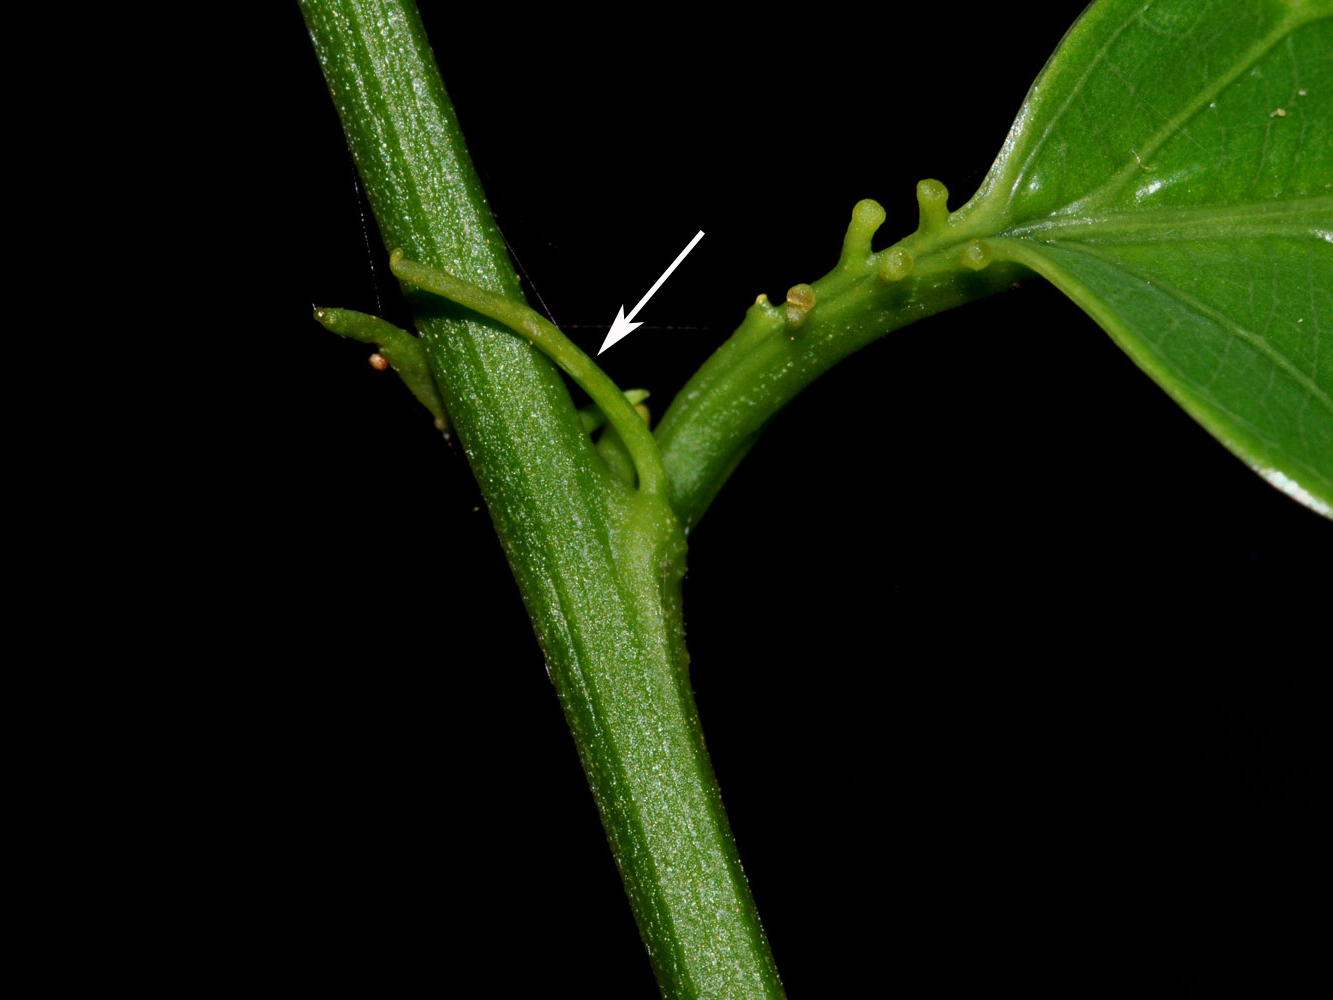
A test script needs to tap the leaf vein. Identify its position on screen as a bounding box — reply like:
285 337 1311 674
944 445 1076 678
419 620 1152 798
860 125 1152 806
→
1061 10 1330 214
1042 238 1333 420
1003 5 1144 206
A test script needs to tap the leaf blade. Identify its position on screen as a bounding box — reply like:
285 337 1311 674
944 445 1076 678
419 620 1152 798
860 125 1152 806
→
962 0 1333 516
993 234 1333 516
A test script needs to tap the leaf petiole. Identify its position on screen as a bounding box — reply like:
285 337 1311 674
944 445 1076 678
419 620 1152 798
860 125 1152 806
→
389 249 667 496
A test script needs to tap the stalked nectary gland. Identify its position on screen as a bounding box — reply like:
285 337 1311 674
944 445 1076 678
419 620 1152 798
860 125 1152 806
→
915 179 949 235
840 198 886 267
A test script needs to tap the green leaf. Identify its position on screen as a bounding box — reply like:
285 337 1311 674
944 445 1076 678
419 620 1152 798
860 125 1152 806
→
955 0 1333 517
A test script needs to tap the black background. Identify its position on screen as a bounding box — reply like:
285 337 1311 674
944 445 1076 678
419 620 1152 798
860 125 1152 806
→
216 3 1332 995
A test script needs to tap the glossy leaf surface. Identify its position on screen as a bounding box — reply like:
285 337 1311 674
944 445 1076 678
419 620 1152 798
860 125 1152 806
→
956 0 1333 516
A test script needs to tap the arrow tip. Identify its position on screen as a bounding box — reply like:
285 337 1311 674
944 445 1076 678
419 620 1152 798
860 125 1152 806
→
599 306 644 354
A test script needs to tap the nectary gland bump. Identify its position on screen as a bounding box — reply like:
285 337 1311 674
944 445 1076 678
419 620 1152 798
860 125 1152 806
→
785 284 817 328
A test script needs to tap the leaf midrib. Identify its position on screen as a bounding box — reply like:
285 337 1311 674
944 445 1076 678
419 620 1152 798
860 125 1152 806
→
1000 197 1333 244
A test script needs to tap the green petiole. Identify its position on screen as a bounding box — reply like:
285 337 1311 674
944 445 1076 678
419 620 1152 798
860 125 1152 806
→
389 249 667 497
313 306 451 433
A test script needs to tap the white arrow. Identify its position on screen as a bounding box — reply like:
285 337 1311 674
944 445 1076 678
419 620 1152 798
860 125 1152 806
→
599 230 705 354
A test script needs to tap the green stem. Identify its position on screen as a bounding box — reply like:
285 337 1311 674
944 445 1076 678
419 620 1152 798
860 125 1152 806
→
656 188 1026 529
299 3 783 997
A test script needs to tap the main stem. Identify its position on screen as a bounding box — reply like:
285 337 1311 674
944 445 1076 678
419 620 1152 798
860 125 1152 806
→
300 3 783 997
